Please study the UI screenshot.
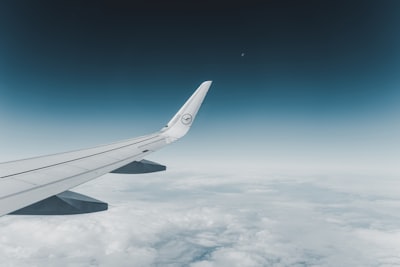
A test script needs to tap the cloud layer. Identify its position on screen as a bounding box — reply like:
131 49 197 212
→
1 169 400 267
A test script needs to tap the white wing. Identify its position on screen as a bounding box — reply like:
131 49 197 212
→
0 81 212 217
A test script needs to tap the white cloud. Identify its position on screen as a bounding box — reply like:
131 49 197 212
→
0 170 400 266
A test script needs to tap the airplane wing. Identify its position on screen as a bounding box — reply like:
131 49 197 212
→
0 81 212 217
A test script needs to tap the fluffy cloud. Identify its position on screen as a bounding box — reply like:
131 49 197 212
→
0 169 399 266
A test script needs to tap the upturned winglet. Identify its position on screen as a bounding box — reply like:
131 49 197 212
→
161 81 212 142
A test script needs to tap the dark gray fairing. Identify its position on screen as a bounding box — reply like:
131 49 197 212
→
10 191 107 215
111 159 166 174
10 160 165 215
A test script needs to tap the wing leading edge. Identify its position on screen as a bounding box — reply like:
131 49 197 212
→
0 81 212 217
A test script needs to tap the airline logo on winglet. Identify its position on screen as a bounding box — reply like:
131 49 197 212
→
181 113 193 125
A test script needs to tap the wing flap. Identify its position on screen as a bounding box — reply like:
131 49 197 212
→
0 178 35 198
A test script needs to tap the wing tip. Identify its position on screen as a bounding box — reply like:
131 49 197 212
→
161 80 212 140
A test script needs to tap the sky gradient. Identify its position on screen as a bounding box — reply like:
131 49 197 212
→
1 1 400 168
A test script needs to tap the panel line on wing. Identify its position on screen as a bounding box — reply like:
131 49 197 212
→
0 151 146 200
0 135 160 179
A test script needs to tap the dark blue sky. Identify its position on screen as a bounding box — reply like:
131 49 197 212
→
1 0 400 172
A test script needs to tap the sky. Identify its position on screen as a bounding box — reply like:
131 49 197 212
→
0 0 400 172
1 1 400 266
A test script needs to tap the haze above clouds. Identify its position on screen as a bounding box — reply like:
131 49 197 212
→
1 168 400 267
